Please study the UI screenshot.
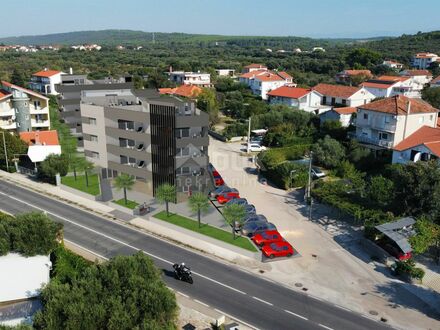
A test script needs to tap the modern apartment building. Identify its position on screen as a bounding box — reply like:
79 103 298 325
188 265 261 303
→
80 89 210 201
411 52 439 69
355 95 438 149
57 75 133 147
0 81 50 132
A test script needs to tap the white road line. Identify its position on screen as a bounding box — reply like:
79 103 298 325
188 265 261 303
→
284 309 308 321
334 304 351 312
194 299 210 307
252 296 273 306
176 291 189 298
64 239 109 260
214 308 261 330
0 191 248 297
318 324 334 330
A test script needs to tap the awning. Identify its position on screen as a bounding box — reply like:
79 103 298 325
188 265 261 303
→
375 217 415 253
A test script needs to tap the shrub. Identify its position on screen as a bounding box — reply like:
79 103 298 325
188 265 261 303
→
312 135 345 169
395 259 425 281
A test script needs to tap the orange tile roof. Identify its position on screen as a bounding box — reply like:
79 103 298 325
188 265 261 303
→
158 84 202 99
377 75 409 82
239 70 267 79
415 53 438 59
402 70 432 77
0 89 11 100
1 81 48 100
342 70 372 77
394 126 440 156
267 86 311 99
20 130 60 146
361 75 409 89
244 63 267 69
359 95 438 115
255 72 285 82
313 83 360 99
333 107 357 115
33 70 62 78
278 71 292 80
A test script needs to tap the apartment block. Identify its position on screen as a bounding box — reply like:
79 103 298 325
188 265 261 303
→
0 81 50 132
80 89 210 201
57 75 133 147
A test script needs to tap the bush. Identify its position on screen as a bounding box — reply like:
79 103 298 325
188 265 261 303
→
38 154 69 183
395 259 425 281
312 135 345 169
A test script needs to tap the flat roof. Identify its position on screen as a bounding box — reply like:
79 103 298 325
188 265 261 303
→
375 217 415 253
0 254 51 303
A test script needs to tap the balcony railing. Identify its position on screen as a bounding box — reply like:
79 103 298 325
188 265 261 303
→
356 120 396 132
355 135 393 148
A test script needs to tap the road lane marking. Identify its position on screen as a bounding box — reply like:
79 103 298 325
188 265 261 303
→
318 324 334 330
194 299 210 307
0 191 248 297
214 309 261 330
176 291 189 298
284 310 308 321
252 296 273 306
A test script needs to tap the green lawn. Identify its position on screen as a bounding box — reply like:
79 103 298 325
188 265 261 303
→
154 211 257 252
61 174 100 196
113 198 139 210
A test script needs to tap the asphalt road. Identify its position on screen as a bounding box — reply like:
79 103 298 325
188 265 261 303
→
0 179 392 330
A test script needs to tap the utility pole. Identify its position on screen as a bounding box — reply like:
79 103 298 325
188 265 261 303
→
246 116 251 154
0 132 9 172
152 32 155 44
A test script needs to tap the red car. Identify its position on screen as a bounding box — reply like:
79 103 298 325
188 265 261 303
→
216 191 240 204
252 230 283 247
212 170 220 177
262 241 294 259
214 175 225 187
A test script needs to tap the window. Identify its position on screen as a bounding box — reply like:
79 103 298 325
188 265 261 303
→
176 128 190 138
384 116 391 123
89 117 97 125
430 115 434 121
120 155 128 164
90 135 98 142
33 101 40 109
176 147 190 157
363 113 369 120
341 99 347 105
419 117 424 124
176 167 190 176
379 132 388 140
91 152 99 159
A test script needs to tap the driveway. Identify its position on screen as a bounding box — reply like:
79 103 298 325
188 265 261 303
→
208 137 440 330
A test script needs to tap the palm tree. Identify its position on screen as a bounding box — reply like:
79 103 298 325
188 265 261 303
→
222 204 246 240
155 183 176 217
82 160 95 187
113 173 135 205
188 192 210 228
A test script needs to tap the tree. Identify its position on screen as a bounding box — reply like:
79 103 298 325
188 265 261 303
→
188 192 210 228
345 48 382 69
336 160 366 195
39 154 69 180
0 222 9 256
197 88 219 126
82 160 95 187
114 174 135 205
312 135 346 168
410 217 439 255
70 156 86 181
1 212 63 257
422 87 440 109
0 129 28 170
33 252 178 330
222 204 246 240
368 175 394 207
156 183 176 216
10 68 27 87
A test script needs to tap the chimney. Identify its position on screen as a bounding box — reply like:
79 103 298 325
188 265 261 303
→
69 67 73 74
44 68 48 71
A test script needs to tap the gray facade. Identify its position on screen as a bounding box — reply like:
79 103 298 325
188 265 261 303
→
57 75 133 147
80 88 210 201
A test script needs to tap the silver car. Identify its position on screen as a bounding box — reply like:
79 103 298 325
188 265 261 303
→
235 214 266 231
241 221 277 237
225 198 248 207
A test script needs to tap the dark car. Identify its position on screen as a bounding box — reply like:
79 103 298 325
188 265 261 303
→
241 221 277 237
244 204 256 215
213 175 225 187
225 198 248 207
209 186 236 198
235 214 267 231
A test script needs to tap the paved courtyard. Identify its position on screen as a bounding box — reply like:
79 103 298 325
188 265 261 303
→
208 137 440 330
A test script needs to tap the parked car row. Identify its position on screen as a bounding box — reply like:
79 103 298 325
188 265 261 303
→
208 163 295 259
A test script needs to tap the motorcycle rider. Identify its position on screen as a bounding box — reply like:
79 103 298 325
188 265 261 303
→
178 262 190 275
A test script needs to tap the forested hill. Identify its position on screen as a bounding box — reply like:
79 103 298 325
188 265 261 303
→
0 29 380 48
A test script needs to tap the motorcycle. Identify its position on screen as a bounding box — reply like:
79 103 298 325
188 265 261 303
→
173 263 193 284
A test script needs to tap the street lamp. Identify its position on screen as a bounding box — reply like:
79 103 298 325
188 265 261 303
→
305 151 313 221
0 131 9 172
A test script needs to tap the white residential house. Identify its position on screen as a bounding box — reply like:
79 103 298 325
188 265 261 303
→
312 83 375 107
392 126 440 164
29 69 64 95
168 71 211 87
355 95 439 149
400 69 433 86
0 81 50 132
267 86 326 113
431 75 440 88
320 107 357 127
242 63 268 73
382 60 404 70
362 75 421 98
239 70 294 100
411 52 439 69
215 69 236 77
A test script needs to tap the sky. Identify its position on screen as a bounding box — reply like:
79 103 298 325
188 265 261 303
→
1 0 439 39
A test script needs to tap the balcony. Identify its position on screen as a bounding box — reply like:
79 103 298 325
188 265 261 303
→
355 135 393 148
31 119 50 127
356 119 396 132
30 106 49 115
0 120 17 130
0 109 15 117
